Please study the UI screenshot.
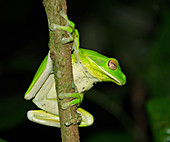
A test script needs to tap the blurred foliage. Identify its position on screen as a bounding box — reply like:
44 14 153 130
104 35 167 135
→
1 0 170 141
147 11 170 97
146 11 170 142
147 98 170 142
0 139 7 142
82 129 132 142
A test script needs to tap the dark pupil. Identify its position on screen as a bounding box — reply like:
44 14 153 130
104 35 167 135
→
111 62 116 69
109 60 117 70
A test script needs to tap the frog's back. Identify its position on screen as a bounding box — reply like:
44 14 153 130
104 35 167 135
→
79 48 108 60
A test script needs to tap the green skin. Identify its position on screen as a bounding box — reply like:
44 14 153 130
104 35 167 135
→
24 11 126 127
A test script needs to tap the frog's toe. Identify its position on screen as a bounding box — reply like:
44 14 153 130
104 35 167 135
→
63 98 81 110
61 37 74 44
62 103 69 110
65 113 82 126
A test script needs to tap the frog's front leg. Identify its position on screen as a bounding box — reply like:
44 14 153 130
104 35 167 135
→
59 93 94 127
58 91 94 127
50 11 80 53
58 92 83 109
50 23 74 44
50 11 75 45
57 92 83 126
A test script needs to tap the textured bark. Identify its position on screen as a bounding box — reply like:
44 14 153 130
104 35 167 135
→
43 0 80 141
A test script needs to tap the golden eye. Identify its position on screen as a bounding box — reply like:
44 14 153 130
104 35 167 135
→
108 59 118 70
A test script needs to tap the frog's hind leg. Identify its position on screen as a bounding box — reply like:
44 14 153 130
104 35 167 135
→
27 110 60 127
27 108 94 127
77 108 94 127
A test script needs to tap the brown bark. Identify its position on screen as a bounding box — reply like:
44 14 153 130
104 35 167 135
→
43 0 80 141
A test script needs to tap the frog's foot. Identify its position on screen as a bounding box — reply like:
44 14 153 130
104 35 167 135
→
27 109 94 127
50 11 75 45
60 10 75 28
50 11 80 54
77 108 94 127
58 92 82 109
50 23 74 44
65 113 82 126
27 110 60 127
51 11 75 32
50 24 74 34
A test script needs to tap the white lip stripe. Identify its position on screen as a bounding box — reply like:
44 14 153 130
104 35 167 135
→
87 57 122 85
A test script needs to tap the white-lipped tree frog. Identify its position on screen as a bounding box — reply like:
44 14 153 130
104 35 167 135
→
24 11 126 127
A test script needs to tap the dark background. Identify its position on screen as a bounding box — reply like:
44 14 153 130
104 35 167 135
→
1 0 170 142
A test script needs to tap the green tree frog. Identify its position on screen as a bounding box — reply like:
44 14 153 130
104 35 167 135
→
24 11 126 128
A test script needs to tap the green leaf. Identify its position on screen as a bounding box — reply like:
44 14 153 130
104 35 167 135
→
0 138 7 142
83 130 132 142
147 97 170 142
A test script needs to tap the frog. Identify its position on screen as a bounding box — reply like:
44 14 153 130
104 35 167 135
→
24 11 126 127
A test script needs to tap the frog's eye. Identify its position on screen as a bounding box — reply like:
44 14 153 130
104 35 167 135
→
108 59 118 70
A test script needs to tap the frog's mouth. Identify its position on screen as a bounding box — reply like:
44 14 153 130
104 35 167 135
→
97 66 122 85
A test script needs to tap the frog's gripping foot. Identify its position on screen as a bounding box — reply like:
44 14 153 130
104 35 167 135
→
50 23 74 45
27 109 93 127
50 11 75 32
50 11 80 53
58 92 81 109
50 11 75 45
58 92 83 126
65 113 82 127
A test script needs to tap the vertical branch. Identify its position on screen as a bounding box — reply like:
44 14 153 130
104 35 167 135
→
43 0 80 141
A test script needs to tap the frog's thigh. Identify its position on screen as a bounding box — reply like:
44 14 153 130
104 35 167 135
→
77 108 94 127
27 110 60 127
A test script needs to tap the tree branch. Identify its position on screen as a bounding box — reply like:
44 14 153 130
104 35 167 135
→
43 0 80 141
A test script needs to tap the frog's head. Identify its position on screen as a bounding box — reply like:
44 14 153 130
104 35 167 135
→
81 49 126 86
